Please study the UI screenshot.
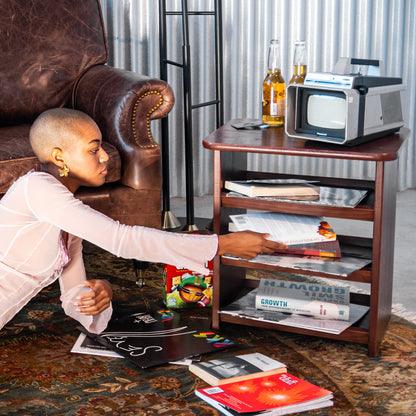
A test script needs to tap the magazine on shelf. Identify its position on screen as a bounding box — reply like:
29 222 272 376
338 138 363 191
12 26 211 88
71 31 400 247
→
195 372 333 416
220 288 369 335
81 309 235 368
227 185 369 208
189 352 287 386
224 179 320 199
223 253 371 277
256 278 350 320
228 223 342 258
229 212 337 245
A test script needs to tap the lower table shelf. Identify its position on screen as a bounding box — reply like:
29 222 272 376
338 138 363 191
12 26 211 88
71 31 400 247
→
211 261 380 354
219 312 370 345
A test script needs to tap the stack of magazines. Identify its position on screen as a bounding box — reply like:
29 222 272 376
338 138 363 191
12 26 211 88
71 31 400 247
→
220 279 369 335
255 278 350 321
225 179 369 208
196 372 333 415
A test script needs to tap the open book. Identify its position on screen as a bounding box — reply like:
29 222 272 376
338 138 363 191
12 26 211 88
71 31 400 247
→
230 212 337 245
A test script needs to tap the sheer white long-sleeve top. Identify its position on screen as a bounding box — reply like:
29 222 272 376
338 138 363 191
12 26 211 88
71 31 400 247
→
0 172 218 333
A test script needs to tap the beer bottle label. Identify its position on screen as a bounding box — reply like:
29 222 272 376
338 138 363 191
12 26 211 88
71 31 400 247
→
270 83 285 116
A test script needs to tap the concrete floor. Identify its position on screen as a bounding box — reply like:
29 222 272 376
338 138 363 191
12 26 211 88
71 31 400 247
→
170 188 416 322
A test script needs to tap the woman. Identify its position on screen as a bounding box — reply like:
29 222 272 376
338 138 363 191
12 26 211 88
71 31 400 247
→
0 108 282 334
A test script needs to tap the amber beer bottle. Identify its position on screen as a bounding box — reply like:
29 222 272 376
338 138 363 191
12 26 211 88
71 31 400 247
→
289 41 307 84
262 39 285 126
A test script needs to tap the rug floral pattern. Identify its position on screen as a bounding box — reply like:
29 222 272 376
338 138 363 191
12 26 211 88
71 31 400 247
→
0 242 415 415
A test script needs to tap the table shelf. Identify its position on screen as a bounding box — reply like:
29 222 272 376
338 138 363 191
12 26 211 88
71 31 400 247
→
221 192 375 221
220 256 373 284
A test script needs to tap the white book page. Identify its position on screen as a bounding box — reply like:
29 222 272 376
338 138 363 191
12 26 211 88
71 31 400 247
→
230 212 336 245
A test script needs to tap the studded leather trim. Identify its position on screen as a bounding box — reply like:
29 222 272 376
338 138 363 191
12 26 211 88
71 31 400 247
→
132 91 164 148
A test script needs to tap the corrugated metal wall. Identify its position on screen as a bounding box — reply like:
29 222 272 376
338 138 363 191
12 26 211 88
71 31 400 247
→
100 0 416 197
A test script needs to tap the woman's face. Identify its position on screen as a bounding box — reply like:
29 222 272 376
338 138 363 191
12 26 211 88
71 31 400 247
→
61 120 109 192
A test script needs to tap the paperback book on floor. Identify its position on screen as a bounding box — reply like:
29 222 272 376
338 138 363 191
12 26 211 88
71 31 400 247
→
81 309 235 368
189 352 287 386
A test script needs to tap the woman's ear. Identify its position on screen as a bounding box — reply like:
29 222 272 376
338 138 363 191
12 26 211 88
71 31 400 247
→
50 147 64 167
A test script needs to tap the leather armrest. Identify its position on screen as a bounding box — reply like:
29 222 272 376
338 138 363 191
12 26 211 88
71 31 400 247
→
73 65 175 190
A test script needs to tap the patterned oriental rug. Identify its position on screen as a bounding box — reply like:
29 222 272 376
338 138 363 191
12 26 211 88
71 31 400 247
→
0 242 415 416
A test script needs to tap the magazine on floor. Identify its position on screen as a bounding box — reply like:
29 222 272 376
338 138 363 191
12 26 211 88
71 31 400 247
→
196 372 333 415
220 288 369 335
71 332 123 358
81 309 235 368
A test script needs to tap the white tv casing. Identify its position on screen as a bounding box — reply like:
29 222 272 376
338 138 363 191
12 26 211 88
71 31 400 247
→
285 82 406 145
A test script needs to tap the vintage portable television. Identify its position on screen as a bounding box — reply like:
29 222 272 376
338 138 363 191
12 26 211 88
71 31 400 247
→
285 58 406 145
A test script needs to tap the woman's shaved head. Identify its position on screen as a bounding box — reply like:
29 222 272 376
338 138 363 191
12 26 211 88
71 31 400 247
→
30 108 97 163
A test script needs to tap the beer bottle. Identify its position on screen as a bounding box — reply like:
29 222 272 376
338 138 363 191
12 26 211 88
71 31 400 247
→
289 41 307 85
262 39 285 126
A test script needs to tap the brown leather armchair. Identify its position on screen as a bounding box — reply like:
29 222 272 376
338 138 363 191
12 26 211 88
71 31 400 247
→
0 0 174 228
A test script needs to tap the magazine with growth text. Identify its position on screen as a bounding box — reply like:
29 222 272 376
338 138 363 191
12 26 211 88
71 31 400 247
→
220 288 369 335
255 278 350 320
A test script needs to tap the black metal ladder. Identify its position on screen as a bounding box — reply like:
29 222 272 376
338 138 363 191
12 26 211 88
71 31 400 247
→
159 0 224 230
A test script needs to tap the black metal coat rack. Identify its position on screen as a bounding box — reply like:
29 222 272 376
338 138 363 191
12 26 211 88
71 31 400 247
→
159 0 224 230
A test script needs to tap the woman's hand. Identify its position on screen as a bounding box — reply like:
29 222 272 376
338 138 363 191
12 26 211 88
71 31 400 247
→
217 231 286 259
75 279 113 316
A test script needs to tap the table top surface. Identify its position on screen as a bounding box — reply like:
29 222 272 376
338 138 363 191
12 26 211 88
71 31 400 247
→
203 119 409 162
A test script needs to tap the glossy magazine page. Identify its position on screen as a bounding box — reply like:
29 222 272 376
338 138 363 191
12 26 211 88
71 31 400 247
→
196 373 333 415
82 309 235 368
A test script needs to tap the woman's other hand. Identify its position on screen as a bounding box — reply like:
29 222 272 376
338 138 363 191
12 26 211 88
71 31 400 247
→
75 279 113 315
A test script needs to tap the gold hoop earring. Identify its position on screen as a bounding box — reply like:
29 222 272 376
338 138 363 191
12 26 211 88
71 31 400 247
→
59 164 70 177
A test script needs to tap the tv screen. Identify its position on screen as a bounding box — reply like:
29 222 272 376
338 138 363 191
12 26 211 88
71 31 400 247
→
307 95 346 129
297 89 346 138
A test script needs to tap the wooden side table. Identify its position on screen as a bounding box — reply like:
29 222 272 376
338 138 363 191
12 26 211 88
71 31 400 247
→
203 119 409 357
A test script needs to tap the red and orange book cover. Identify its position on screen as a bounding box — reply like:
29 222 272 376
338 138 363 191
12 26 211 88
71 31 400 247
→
273 239 341 258
196 372 333 414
